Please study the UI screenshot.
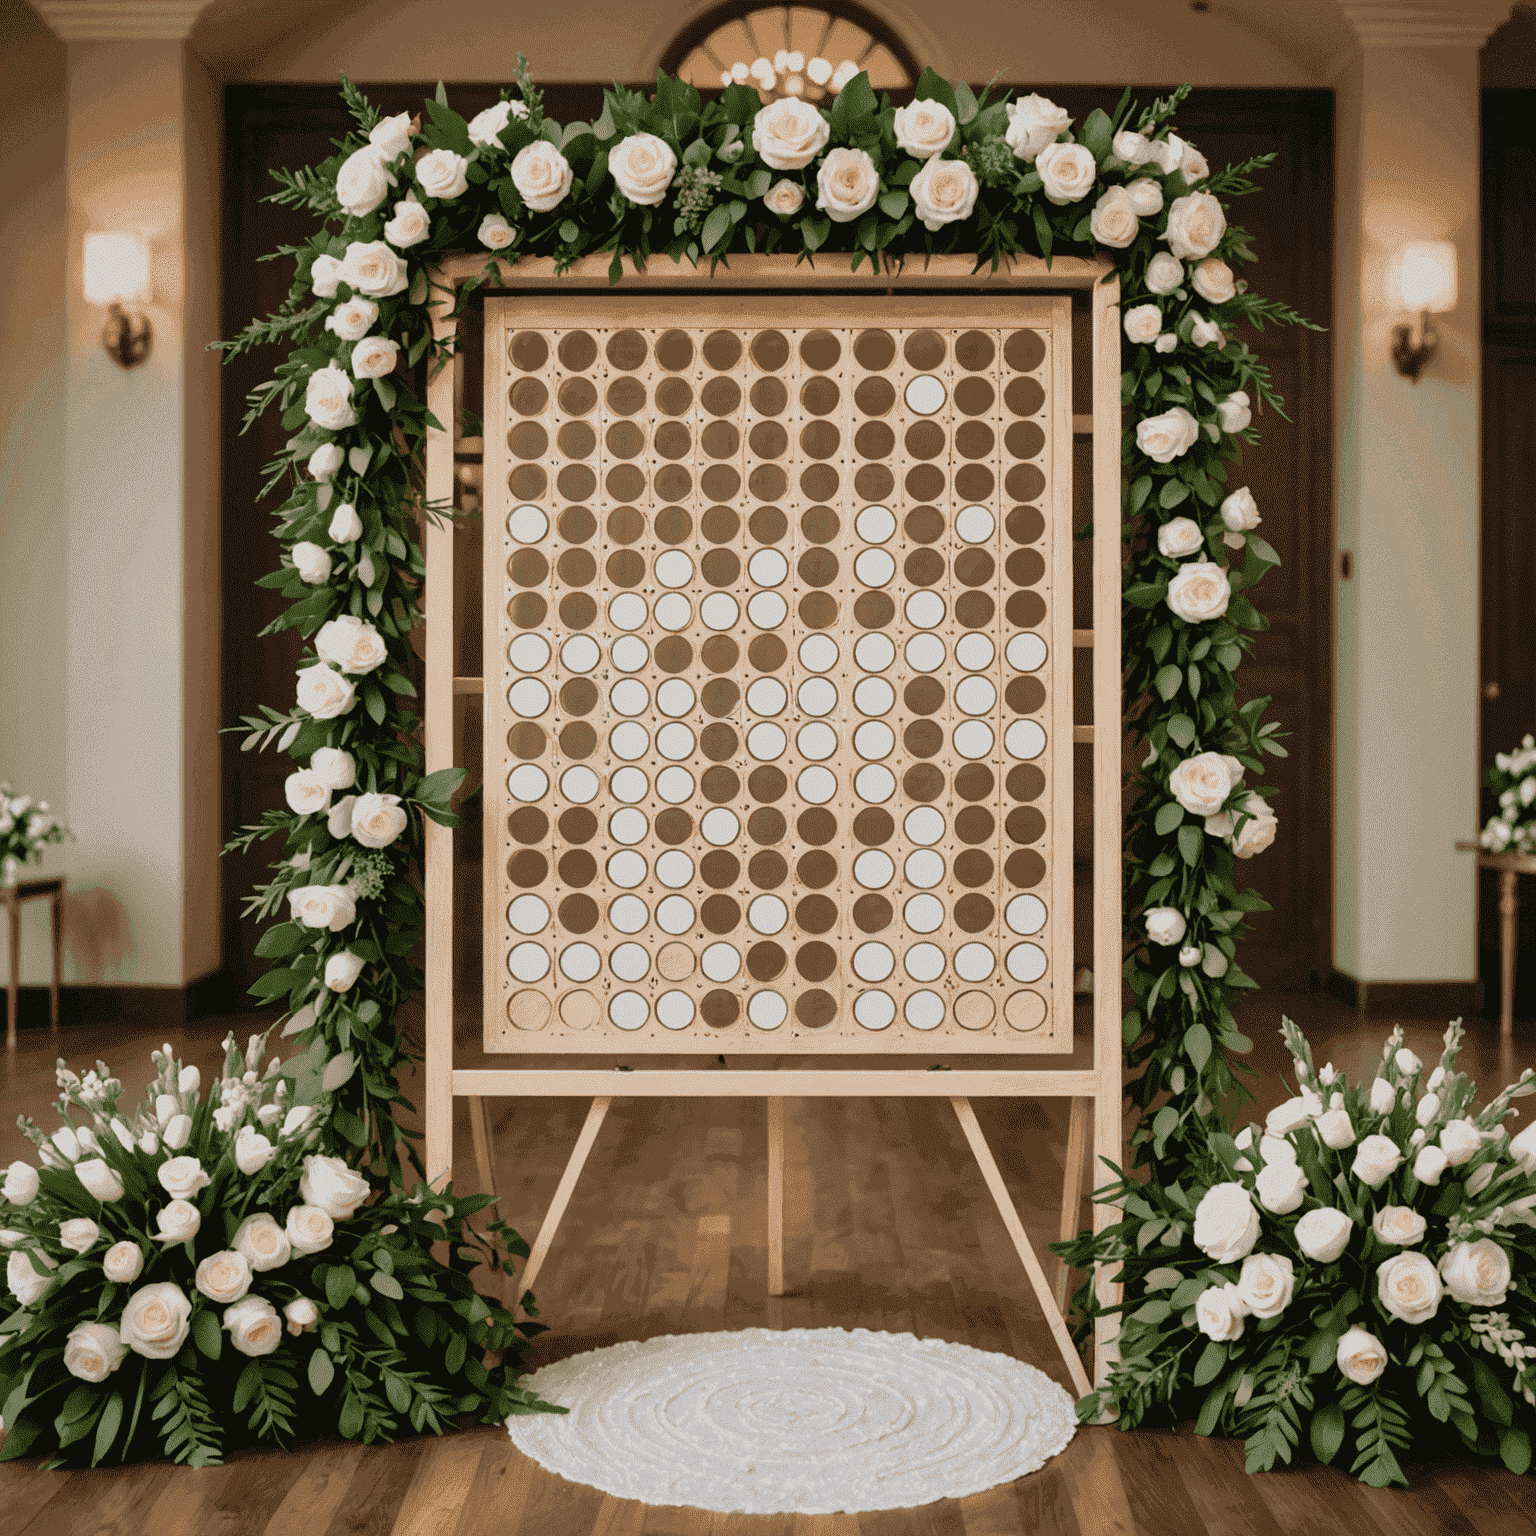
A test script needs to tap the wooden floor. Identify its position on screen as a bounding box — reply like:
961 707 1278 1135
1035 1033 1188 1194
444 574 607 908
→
1 993 1533 1534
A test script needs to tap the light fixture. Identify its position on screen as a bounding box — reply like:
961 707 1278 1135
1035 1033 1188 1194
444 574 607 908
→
82 231 152 368
1391 240 1456 383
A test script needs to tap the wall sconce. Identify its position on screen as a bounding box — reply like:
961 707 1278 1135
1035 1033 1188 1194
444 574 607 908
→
1391 240 1457 383
82 231 152 368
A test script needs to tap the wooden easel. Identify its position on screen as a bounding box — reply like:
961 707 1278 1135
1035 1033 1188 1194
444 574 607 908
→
423 254 1122 1394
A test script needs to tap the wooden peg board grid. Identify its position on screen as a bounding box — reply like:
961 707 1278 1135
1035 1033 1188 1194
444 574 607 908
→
482 295 1073 1054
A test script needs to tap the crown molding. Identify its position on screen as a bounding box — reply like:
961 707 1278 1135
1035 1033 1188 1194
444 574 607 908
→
1339 1 1514 48
30 1 210 40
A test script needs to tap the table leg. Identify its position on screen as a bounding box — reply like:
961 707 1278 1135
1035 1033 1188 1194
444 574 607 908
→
6 900 19 1051
1499 868 1518 1043
49 891 62 1031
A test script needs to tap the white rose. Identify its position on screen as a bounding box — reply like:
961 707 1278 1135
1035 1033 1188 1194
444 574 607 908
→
468 98 527 148
1369 1076 1395 1115
158 1156 210 1202
1169 752 1239 817
0 1230 23 1248
1439 1118 1482 1167
164 1120 195 1153
282 1106 320 1141
1352 1134 1403 1190
325 950 366 993
138 1132 158 1156
351 792 408 849
234 1125 276 1177
1164 191 1226 259
382 194 430 250
1181 143 1210 181
1266 1096 1317 1138
1439 1238 1511 1306
103 1240 144 1283
195 1249 252 1305
1195 1283 1247 1341
1113 130 1152 165
328 502 363 543
1236 1252 1294 1317
75 1158 125 1202
510 140 574 213
304 363 357 432
1377 1251 1442 1324
45 1126 79 1165
1089 185 1139 249
1036 141 1097 205
369 111 412 162
7 1249 55 1305
1148 134 1186 175
892 99 956 160
288 883 357 932
120 1281 192 1358
1192 257 1235 304
295 663 356 721
1124 303 1162 345
1217 390 1252 434
1193 1182 1260 1263
1190 314 1223 349
1413 1144 1449 1185
310 747 356 790
1255 1161 1308 1214
763 178 804 217
178 1065 200 1096
335 144 394 218
1179 944 1202 968
351 335 399 380
1415 1093 1441 1126
64 1321 126 1382
1127 178 1164 217
284 768 331 816
1510 1118 1536 1173
233 1213 291 1275
339 240 408 298
291 542 333 587
1428 1066 1446 1091
1135 405 1199 464
3 1160 39 1206
1336 1326 1388 1385
315 614 388 676
308 443 345 481
310 254 342 299
1167 562 1231 625
910 157 979 232
478 213 515 250
1220 487 1260 541
300 1154 371 1219
815 146 879 223
327 794 357 840
224 1294 283 1358
1145 907 1186 946
59 1217 100 1254
1232 795 1278 859
1260 1133 1297 1167
1145 252 1184 294
1317 1108 1356 1150
1295 1207 1352 1263
610 132 677 206
324 296 378 342
284 1296 320 1335
752 98 831 170
285 1203 335 1255
1004 93 1072 163
415 148 469 201
1373 1205 1427 1247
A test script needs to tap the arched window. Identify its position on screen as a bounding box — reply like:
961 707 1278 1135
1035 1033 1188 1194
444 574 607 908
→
662 2 917 103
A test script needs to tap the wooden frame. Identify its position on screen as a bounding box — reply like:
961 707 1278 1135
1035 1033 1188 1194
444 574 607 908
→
424 253 1122 1391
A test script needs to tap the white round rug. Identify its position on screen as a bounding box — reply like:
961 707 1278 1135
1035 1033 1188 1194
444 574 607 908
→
505 1326 1077 1514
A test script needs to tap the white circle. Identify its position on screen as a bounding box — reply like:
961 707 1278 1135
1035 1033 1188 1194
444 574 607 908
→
1007 895 1048 935
610 722 651 762
904 894 945 934
904 807 945 845
559 943 600 982
747 677 787 716
905 591 946 630
1006 633 1048 672
855 632 895 671
611 943 650 983
610 678 649 716
655 593 693 632
853 676 894 716
657 679 696 717
657 896 695 936
748 990 787 1030
798 678 838 716
855 990 896 1030
956 505 995 543
748 895 788 935
657 765 695 804
609 991 649 1030
855 764 895 802
854 721 894 760
609 593 648 631
1006 720 1048 760
611 635 650 672
508 505 547 543
853 943 895 982
656 990 695 1029
797 723 837 761
702 808 739 845
609 807 649 845
657 723 696 761
905 850 945 888
702 942 740 983
904 943 945 982
508 943 549 982
509 765 549 803
656 850 695 889
748 722 786 760
955 943 996 982
799 635 839 673
956 677 996 715
904 990 945 1030
559 765 598 804
655 550 694 588
855 548 895 587
610 766 649 804
748 548 788 587
509 634 551 672
607 850 647 889
561 635 600 673
609 895 649 934
956 633 996 672
1006 943 1048 982
855 850 894 888
701 593 739 630
904 374 947 415
954 721 995 760
508 895 550 935
905 634 946 673
748 591 788 629
797 766 836 804
856 505 896 543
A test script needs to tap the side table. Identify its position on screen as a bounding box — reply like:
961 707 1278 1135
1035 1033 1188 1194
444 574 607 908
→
1 875 63 1049
1456 843 1536 1041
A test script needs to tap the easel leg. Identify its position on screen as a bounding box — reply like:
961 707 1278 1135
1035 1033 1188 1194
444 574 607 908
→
1092 1084 1123 1388
516 1096 612 1309
468 1095 499 1204
1055 1097 1090 1314
1500 868 1518 1043
950 1096 1092 1399
767 1096 784 1296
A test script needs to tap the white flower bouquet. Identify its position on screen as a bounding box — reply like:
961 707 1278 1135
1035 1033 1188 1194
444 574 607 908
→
0 1037 559 1466
1073 1019 1536 1486
0 783 70 886
1480 734 1536 855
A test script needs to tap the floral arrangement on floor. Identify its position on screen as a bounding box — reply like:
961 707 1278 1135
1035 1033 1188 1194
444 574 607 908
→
0 784 69 888
1076 1017 1536 1485
1480 734 1536 855
0 1037 559 1467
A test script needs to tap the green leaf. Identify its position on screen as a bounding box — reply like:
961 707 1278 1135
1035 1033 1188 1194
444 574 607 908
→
248 968 299 999
1177 823 1204 867
1124 582 1167 610
953 80 978 124
1471 1357 1513 1427
1154 664 1183 702
326 1265 357 1311
1184 1022 1212 1072
1130 475 1153 514
1192 1341 1226 1386
1310 1401 1345 1465
322 1051 357 1091
444 1330 468 1375
1195 1379 1227 1436
385 1372 412 1413
1080 108 1113 162
232 1360 261 1414
193 1309 222 1361
912 66 959 117
1159 480 1189 510
91 1392 123 1468
1500 1426 1532 1476
1246 534 1281 566
308 1349 335 1396
700 204 732 253
414 766 467 804
370 1271 405 1300
1167 714 1196 749
254 923 308 959
338 1391 365 1439
1153 801 1185 835
878 189 909 219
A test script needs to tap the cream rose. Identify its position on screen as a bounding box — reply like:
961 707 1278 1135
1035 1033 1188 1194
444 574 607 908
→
311 747 356 790
1260 1133 1297 1168
1317 1108 1357 1150
752 98 831 170
1146 251 1184 294
285 1203 335 1256
1181 144 1211 182
308 442 344 481
1295 1207 1352 1263
1164 191 1226 260
158 1156 210 1202
335 144 394 218
1089 185 1139 249
763 178 804 217
235 1125 275 1176
224 1294 283 1358
351 792 408 848
282 1106 320 1140
310 254 342 298
1413 1144 1449 1185
65 1322 126 1382
1352 1134 1403 1190
910 157 979 231
1369 1076 1396 1115
296 663 356 720
468 98 528 148
1373 1205 1427 1247
368 112 412 162
315 614 388 675
284 1296 320 1335
1195 1283 1247 1341
1220 487 1260 544
284 769 330 817
1145 907 1186 946
1127 178 1164 217
1378 1251 1442 1324
75 1157 125 1202
1232 795 1278 859
1217 391 1252 433
1036 141 1096 206
288 883 357 932
1124 303 1162 345
103 1240 143 1283
195 1249 252 1305
300 1154 371 1219
234 1213 292 1273
327 795 356 840
325 950 366 993
815 147 879 223
329 502 363 542
610 133 677 206
1148 134 1186 175
1237 1252 1294 1317
1135 405 1199 464
1167 561 1231 624
121 1281 192 1358
892 99 956 160
1192 257 1236 304
1336 1326 1388 1385
478 213 515 250
325 296 378 342
415 148 469 201
1439 1238 1511 1306
1510 1118 1536 1173
1169 752 1239 817
59 1217 99 1255
7 1249 55 1305
1113 129 1152 165
1255 1162 1308 1215
383 195 430 249
1005 94 1071 163
339 240 408 298
1439 1118 1482 1167
1193 1182 1260 1264
511 141 574 212
3 1160 39 1206
304 363 357 432
1190 315 1224 350
351 335 399 380
291 542 332 587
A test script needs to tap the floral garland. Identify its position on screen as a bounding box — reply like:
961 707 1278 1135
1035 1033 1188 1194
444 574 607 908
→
1481 734 1536 855
0 783 69 888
